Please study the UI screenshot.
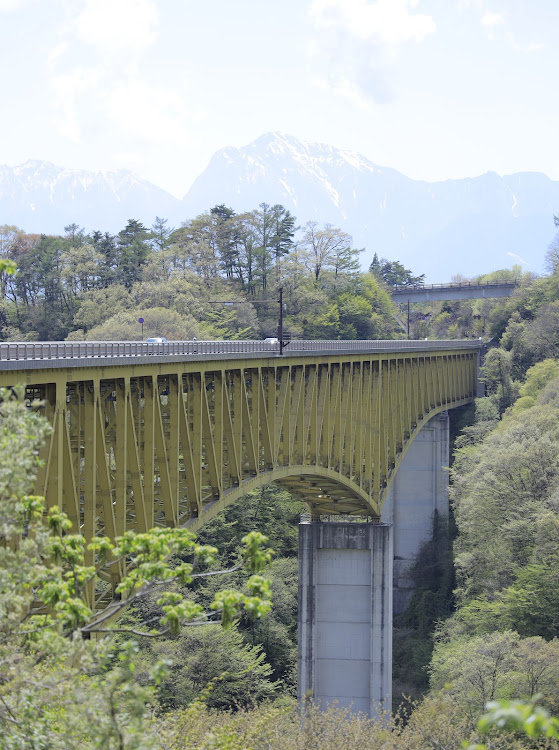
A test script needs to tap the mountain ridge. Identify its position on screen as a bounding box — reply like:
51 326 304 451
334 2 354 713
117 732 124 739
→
0 133 556 280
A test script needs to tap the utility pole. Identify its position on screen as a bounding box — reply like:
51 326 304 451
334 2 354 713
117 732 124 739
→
407 301 410 340
208 288 289 355
278 287 284 355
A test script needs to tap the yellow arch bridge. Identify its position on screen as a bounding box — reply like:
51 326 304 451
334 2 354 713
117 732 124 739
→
2 339 480 544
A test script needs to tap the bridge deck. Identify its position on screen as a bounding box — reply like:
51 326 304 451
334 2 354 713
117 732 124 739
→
0 338 481 369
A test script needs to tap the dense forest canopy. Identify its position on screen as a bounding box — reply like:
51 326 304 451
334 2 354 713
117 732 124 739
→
2 202 557 351
0 205 401 343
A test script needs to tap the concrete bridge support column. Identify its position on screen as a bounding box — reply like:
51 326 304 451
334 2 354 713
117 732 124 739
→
381 412 450 614
298 521 393 717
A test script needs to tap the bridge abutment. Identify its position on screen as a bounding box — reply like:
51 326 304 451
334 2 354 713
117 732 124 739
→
381 412 450 614
298 520 393 717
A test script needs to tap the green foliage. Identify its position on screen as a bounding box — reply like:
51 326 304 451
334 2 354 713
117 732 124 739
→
430 631 522 719
481 348 517 414
152 695 558 749
195 485 305 564
450 379 559 621
0 387 276 747
431 331 559 734
393 513 456 702
476 698 559 741
153 700 400 750
369 253 425 288
136 626 278 712
515 358 559 402
84 306 199 341
0 207 404 342
189 487 302 690
117 219 152 289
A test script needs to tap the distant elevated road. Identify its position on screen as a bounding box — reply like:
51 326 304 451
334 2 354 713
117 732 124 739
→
390 280 519 303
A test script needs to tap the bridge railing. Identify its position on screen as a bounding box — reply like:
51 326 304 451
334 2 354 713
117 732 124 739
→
391 279 519 293
0 338 483 363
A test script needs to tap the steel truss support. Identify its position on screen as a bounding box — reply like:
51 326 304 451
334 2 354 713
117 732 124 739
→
11 349 477 546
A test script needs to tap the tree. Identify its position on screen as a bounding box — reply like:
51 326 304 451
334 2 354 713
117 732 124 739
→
544 214 559 274
453 418 559 602
209 204 239 279
13 234 76 339
253 203 276 291
150 216 174 252
507 358 559 415
60 242 104 297
234 212 260 293
525 301 559 361
471 698 559 749
172 215 221 284
369 255 425 288
72 285 131 333
137 626 277 711
91 230 119 287
430 631 520 720
481 348 516 414
64 223 86 246
117 220 151 289
268 204 297 284
84 306 199 341
299 222 355 282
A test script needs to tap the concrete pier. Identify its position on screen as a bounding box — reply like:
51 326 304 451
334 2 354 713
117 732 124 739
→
298 521 393 717
381 412 450 614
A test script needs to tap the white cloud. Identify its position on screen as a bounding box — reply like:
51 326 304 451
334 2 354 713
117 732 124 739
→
310 0 436 46
311 72 374 110
506 31 544 53
46 1 190 148
507 251 530 265
307 0 436 104
49 65 105 142
72 0 159 53
48 42 69 65
0 0 29 9
481 11 504 28
104 75 190 146
111 151 141 169
481 10 504 40
468 5 543 51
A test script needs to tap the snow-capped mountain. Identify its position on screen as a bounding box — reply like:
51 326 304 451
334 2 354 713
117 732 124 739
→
0 160 181 235
182 132 559 280
1 134 558 281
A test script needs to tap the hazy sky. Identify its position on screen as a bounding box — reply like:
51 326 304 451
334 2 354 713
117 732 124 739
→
1 0 557 198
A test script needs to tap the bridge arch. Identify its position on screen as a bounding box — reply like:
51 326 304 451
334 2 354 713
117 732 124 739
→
191 396 456 533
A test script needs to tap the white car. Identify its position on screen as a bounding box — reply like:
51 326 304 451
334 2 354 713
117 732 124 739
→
145 337 167 343
264 337 279 344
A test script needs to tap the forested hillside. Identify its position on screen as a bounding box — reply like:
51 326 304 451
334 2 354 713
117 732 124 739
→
0 205 400 343
3 210 559 747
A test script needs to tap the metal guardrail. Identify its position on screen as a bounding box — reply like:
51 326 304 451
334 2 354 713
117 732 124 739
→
391 280 519 293
0 338 483 364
